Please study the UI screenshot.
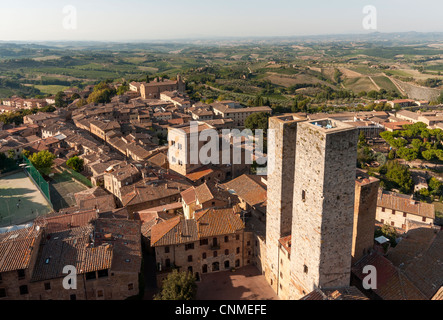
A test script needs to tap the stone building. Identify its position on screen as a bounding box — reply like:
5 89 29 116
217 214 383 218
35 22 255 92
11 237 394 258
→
351 171 380 264
0 217 142 300
289 119 358 298
264 114 303 293
376 190 435 230
151 207 248 287
262 116 369 300
140 75 185 99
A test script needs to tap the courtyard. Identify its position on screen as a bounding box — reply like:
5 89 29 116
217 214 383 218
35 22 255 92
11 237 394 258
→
196 265 278 300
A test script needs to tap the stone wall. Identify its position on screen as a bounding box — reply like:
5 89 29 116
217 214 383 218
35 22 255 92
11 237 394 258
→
290 121 358 298
352 177 380 264
265 115 301 294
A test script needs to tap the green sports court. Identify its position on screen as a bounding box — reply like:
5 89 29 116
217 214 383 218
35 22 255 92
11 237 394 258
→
0 170 53 227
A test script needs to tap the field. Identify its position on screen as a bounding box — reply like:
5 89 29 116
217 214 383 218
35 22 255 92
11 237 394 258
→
0 34 443 110
49 170 89 212
0 171 53 227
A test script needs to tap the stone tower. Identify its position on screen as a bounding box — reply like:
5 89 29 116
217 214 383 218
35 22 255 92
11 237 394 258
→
289 119 358 298
265 115 303 292
351 170 380 264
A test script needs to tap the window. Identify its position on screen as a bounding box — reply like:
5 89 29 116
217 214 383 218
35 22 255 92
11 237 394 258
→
212 262 220 272
200 239 208 246
381 207 385 212
185 243 194 251
236 247 240 254
202 264 208 273
224 236 229 243
19 285 28 295
97 290 104 298
165 246 170 253
236 234 240 241
392 210 396 215
403 212 407 218
44 282 51 291
225 249 229 255
213 251 217 258
304 265 308 274
0 288 6 298
97 269 108 278
202 252 207 259
391 221 395 226
381 219 384 224
402 224 406 229
247 241 251 246
422 217 426 222
280 272 283 279
86 271 96 280
302 190 306 202
235 259 240 268
17 269 25 280
188 266 193 273
188 255 193 262
224 260 230 269
128 283 134 291
0 273 2 283
165 259 171 268
212 238 218 247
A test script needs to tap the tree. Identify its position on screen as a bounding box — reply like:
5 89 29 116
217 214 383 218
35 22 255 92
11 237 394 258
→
87 82 116 104
154 270 197 300
55 91 67 108
385 161 413 194
429 177 442 195
245 112 270 131
29 150 55 176
66 156 84 172
396 147 419 161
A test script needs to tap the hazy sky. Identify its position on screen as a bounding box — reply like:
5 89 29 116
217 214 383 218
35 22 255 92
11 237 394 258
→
1 0 442 41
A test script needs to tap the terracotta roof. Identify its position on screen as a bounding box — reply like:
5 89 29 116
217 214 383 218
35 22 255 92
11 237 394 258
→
302 287 369 300
0 226 42 273
34 209 98 234
121 179 191 207
388 229 443 299
31 225 113 281
151 207 244 247
352 251 427 300
185 167 214 182
94 219 142 273
195 207 244 238
223 174 267 207
377 190 435 219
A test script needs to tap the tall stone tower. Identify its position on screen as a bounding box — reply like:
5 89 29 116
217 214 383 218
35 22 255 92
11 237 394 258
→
265 115 303 292
289 119 358 298
352 170 380 264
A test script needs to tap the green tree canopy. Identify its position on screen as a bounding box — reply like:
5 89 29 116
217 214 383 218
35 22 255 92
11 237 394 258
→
29 150 55 176
245 112 270 131
154 270 197 300
384 160 413 194
66 156 84 172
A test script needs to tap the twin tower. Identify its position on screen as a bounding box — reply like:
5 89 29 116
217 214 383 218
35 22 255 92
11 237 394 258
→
264 115 379 299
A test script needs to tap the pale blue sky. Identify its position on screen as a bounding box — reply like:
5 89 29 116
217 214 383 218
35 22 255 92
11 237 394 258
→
0 0 442 41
